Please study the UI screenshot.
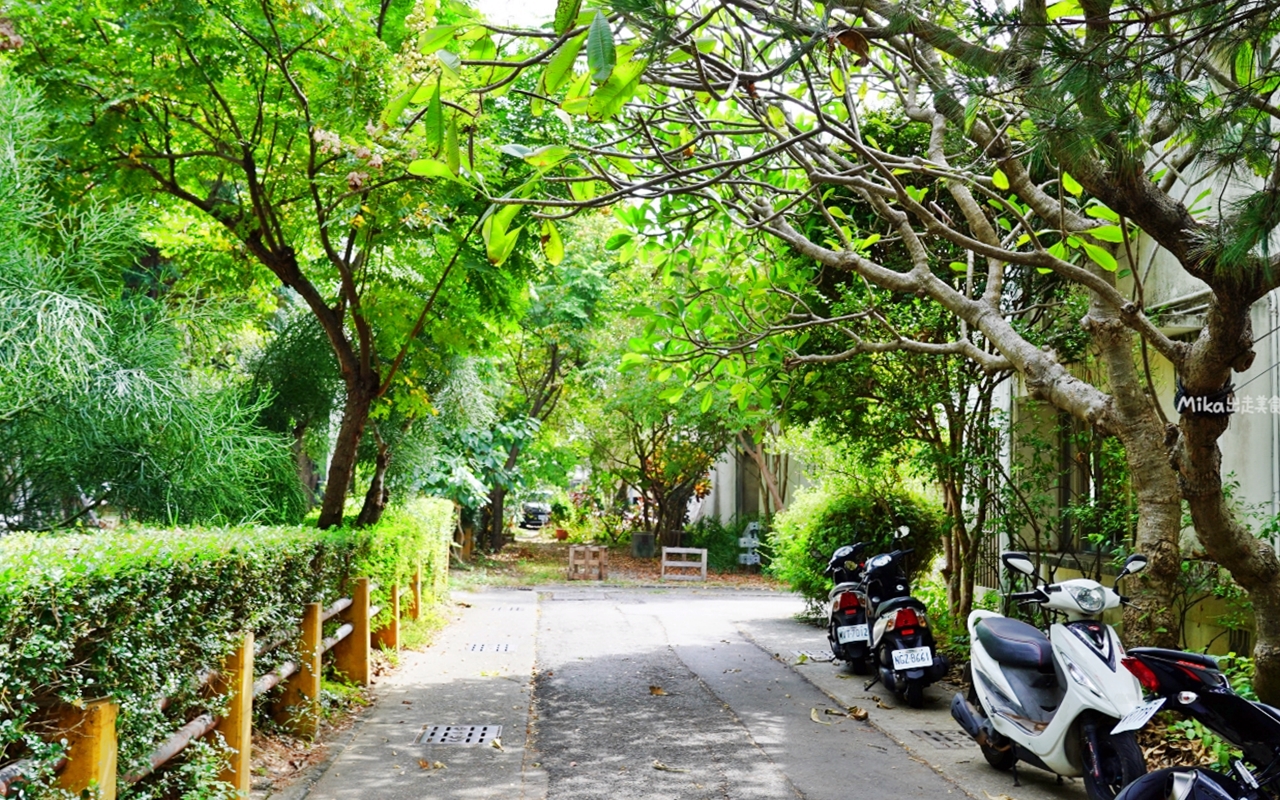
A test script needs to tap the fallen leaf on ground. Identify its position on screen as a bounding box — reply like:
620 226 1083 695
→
984 793 1016 800
823 708 845 716
653 760 690 773
848 706 869 721
836 673 851 679
796 653 809 664
875 697 894 710
491 738 504 751
810 708 832 725
418 760 446 770
649 685 668 696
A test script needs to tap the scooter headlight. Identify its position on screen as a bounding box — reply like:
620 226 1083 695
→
1069 585 1105 613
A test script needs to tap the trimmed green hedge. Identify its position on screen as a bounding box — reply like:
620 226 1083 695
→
0 497 453 799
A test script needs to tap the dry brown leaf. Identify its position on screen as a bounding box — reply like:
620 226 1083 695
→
984 793 1016 800
834 29 871 65
649 685 668 696
418 759 431 769
849 706 869 721
810 708 832 725
874 697 894 710
653 760 689 772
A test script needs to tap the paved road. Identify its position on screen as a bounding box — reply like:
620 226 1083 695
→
284 586 1086 800
532 586 960 800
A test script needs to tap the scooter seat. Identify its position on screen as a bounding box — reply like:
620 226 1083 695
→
830 582 861 599
1126 647 1219 671
876 595 926 618
976 617 1053 670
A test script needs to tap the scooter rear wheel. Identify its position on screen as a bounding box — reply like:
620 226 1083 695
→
1080 714 1145 800
904 680 924 708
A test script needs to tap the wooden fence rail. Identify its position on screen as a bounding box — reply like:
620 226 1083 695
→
0 566 423 799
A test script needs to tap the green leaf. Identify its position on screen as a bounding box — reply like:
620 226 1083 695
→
604 232 632 251
541 219 564 265
587 57 646 121
992 168 1010 190
436 49 462 79
1062 171 1083 196
561 71 592 115
587 11 616 83
554 0 584 36
499 143 535 158
381 85 416 127
700 390 715 413
569 180 598 202
948 261 968 272
543 33 587 94
407 159 454 178
825 205 847 219
419 25 458 53
1086 224 1124 242
659 386 685 402
524 145 574 168
1086 204 1120 222
424 80 443 154
1081 241 1118 271
620 351 646 368
830 67 846 94
1234 41 1255 86
446 115 460 174
767 106 787 129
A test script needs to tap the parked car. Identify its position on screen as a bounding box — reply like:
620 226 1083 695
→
520 492 553 529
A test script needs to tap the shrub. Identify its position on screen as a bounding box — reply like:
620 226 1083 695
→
769 484 947 616
0 497 453 798
683 516 772 572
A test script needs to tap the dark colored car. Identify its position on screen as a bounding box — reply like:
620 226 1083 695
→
520 492 553 529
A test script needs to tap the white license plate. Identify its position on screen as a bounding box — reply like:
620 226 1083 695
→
891 646 934 670
837 624 869 644
1111 697 1165 734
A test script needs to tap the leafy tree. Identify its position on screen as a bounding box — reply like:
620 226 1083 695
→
7 0 532 527
407 0 1280 698
0 74 304 528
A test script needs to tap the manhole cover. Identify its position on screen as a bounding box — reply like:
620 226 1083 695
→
791 650 835 662
910 729 976 749
467 643 516 652
413 725 503 745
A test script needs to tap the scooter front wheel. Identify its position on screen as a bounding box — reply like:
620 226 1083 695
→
1080 713 1146 800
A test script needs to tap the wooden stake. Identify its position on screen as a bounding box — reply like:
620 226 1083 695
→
276 602 321 738
54 697 118 800
214 632 254 795
411 564 422 620
373 584 400 652
333 577 371 685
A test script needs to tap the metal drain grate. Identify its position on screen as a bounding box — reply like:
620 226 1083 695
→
791 650 836 662
490 606 526 612
467 642 516 652
910 729 976 749
413 725 503 745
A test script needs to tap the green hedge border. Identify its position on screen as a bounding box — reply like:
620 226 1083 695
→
0 497 453 798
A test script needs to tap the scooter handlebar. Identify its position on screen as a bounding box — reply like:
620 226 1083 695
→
1009 590 1045 604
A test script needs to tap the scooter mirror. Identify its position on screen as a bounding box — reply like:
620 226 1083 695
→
895 525 910 539
1001 551 1036 577
1117 553 1148 579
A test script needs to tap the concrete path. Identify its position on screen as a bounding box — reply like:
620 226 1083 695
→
281 585 1094 800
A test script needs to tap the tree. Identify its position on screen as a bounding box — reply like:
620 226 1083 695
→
433 0 1280 696
480 214 620 549
8 0 531 527
0 73 304 529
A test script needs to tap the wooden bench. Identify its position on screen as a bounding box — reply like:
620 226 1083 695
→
660 547 707 581
568 545 608 580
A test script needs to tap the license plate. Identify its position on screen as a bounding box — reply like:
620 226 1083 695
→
1111 697 1165 734
837 624 869 644
891 646 934 670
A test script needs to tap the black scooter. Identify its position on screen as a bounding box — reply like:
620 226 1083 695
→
860 526 948 707
1112 647 1280 800
823 542 872 673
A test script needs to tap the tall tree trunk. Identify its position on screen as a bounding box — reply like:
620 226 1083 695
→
292 420 317 508
1086 310 1182 648
355 432 390 528
318 387 374 529
1179 410 1280 701
738 432 784 514
656 483 696 548
488 485 508 552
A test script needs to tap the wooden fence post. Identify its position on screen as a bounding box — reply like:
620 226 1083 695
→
333 577 371 685
373 584 400 652
54 697 118 800
411 564 422 621
276 602 321 738
214 632 254 795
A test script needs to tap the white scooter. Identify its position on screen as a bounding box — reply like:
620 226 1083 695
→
951 551 1150 800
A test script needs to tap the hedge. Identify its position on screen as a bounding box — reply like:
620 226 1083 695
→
0 497 453 799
